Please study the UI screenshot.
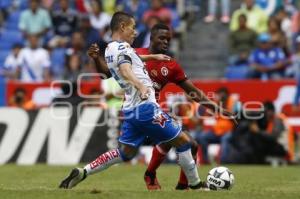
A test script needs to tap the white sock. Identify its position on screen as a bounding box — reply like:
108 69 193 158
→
84 149 123 175
177 149 201 186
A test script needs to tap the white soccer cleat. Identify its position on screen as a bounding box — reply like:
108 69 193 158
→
59 168 87 189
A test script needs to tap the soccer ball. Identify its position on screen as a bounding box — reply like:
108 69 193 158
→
206 166 234 190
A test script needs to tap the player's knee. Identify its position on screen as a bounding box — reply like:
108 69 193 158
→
176 142 192 153
118 144 138 162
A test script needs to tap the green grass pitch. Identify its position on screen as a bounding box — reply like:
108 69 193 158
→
0 164 299 199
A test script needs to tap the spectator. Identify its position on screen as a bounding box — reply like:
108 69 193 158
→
41 0 55 10
267 16 289 55
196 87 240 164
275 7 292 40
66 32 87 64
292 36 300 110
101 0 117 15
230 0 268 33
89 0 111 41
18 34 51 82
133 15 160 48
291 11 300 52
63 53 82 82
227 102 288 164
49 0 78 48
19 0 52 38
8 88 36 110
204 0 231 24
228 14 257 65
1 43 23 80
120 0 149 32
143 0 173 28
78 15 106 50
255 0 279 16
248 33 287 80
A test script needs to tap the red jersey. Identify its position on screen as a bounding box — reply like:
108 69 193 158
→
135 48 187 93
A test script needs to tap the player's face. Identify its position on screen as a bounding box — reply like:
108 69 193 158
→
122 18 137 45
152 29 171 53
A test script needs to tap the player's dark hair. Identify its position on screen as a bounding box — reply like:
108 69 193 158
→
150 23 170 37
110 11 134 32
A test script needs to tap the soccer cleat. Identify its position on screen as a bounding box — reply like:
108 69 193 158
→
59 168 87 189
189 181 210 191
144 171 161 190
175 182 189 190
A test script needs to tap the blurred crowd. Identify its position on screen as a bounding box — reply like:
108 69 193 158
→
225 0 300 82
0 0 197 82
169 87 295 164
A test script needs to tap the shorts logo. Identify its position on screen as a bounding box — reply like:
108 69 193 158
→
152 113 168 128
161 67 168 76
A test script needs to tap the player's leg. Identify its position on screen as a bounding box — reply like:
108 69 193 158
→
166 132 203 189
138 103 204 190
144 143 172 190
176 137 198 190
59 119 143 189
59 143 138 189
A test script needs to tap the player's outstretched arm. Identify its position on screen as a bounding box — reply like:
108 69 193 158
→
119 63 150 100
140 54 171 62
87 43 112 79
179 79 238 124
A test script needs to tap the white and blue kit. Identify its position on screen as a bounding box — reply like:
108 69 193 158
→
105 41 181 147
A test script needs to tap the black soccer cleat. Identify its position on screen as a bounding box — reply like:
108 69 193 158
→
175 182 189 190
189 181 210 191
59 168 87 189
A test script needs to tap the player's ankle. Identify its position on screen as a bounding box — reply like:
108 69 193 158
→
145 170 156 177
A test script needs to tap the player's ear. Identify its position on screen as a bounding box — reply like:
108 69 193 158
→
120 22 126 32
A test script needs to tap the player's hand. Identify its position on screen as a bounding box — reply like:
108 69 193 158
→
152 54 171 61
139 86 151 101
219 108 238 125
87 43 100 59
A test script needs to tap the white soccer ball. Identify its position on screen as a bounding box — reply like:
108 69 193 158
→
206 166 234 190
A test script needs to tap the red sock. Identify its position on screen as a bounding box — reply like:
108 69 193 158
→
147 146 167 173
178 169 188 185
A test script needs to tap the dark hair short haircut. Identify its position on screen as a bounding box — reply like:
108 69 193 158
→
264 101 275 112
110 11 134 32
238 14 247 20
150 23 170 36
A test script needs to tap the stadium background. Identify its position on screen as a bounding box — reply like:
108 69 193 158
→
0 0 300 172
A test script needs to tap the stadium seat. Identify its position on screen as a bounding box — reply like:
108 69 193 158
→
225 65 250 80
0 30 23 44
7 11 21 23
4 11 21 30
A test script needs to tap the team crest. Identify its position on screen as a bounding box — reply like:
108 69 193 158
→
161 67 168 76
152 113 169 128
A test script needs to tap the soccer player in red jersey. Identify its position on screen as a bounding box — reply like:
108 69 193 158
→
88 23 237 190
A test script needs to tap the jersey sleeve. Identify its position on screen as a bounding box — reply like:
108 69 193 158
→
171 61 187 84
116 42 133 67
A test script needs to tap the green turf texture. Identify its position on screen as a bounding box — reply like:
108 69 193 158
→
0 164 299 199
